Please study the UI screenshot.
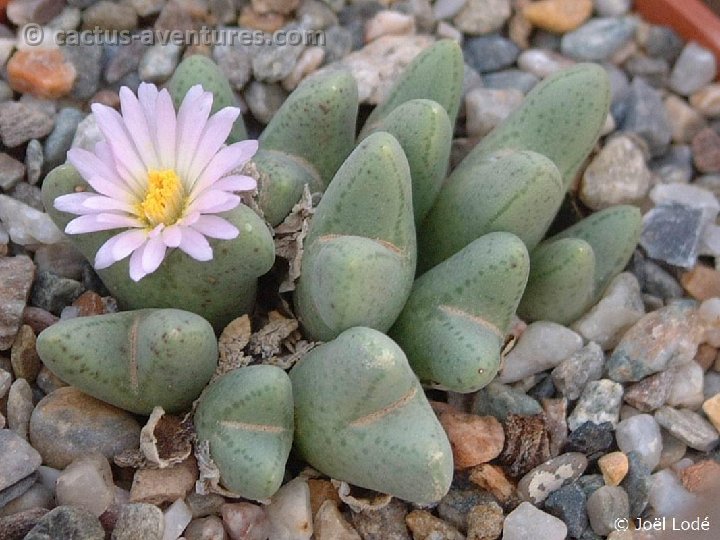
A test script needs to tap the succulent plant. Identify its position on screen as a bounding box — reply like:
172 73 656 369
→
41 165 275 330
255 69 359 225
519 205 642 324
460 63 611 190
194 365 294 500
416 63 610 271
167 55 248 143
294 132 416 341
391 232 529 393
360 39 464 136
362 99 452 225
290 327 453 504
418 149 563 272
36 309 217 414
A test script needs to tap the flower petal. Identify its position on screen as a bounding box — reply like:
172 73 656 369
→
176 87 213 183
67 148 138 201
212 175 257 193
162 224 182 248
185 107 240 186
141 233 167 274
94 229 147 269
91 103 148 189
191 215 239 239
119 86 160 170
65 214 140 234
189 140 258 199
178 227 213 261
129 245 148 282
103 229 146 261
188 190 234 213
154 89 177 170
81 195 136 213
200 195 242 214
54 192 97 215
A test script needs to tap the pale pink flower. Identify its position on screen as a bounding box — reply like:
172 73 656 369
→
55 82 257 281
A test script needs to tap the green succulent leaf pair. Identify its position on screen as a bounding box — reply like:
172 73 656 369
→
37 310 452 504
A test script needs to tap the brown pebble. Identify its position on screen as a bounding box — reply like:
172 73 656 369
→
0 507 49 540
308 478 342 518
405 510 464 540
466 501 504 540
469 464 518 505
314 501 360 540
692 127 720 173
238 5 286 32
542 398 568 458
681 264 720 301
598 451 629 486
0 256 36 351
695 344 718 372
72 291 107 317
251 0 299 15
623 371 674 413
6 49 76 99
678 459 720 493
29 386 141 469
499 414 551 478
522 0 593 33
89 89 120 110
702 393 720 433
129 456 198 505
10 325 40 383
439 411 505 469
22 307 58 335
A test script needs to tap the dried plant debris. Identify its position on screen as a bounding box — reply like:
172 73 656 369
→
215 311 317 377
333 480 393 512
499 414 551 478
195 439 245 499
274 185 315 293
240 160 265 220
140 407 193 468
215 315 253 381
114 407 193 469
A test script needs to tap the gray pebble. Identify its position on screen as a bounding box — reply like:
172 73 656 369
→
30 271 85 316
24 139 43 185
472 381 542 421
670 42 717 96
244 81 288 125
111 503 164 540
543 483 588 539
639 203 704 268
463 34 519 74
213 41 254 91
551 342 604 401
139 42 182 83
44 108 85 173
0 429 41 492
61 43 103 100
517 452 587 505
0 153 26 191
482 69 539 94
25 506 104 540
561 17 636 62
0 102 54 148
621 77 672 157
654 406 719 452
586 485 629 536
568 380 624 431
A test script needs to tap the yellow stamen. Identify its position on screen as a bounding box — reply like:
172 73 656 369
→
136 169 185 227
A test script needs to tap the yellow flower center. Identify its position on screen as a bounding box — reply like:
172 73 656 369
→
136 169 185 227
